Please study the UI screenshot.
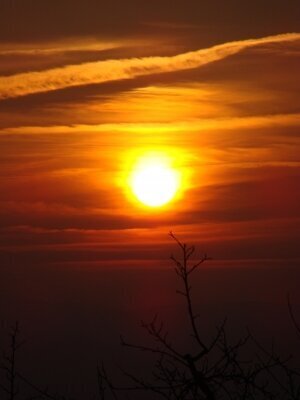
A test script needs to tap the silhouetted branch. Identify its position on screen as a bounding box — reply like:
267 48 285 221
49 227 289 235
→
169 232 209 353
3 234 300 399
97 233 300 399
0 322 21 400
17 372 65 400
0 322 74 400
287 293 300 339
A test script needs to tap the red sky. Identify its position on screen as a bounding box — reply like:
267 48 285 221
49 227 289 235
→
0 1 299 269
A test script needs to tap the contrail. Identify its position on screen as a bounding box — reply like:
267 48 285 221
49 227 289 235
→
0 33 299 100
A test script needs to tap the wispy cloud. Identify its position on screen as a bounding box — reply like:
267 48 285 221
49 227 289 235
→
0 41 119 56
0 33 299 100
2 112 299 136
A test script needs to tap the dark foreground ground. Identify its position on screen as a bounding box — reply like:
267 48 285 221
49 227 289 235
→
1 259 300 398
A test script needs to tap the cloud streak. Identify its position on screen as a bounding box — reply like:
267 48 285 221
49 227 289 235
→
0 33 299 100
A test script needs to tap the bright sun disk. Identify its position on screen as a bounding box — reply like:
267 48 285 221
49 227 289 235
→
130 156 180 207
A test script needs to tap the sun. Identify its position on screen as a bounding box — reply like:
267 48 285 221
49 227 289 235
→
130 154 180 207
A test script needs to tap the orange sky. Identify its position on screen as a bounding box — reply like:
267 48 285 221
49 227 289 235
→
0 8 299 269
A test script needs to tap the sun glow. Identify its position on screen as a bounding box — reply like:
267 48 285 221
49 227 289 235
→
130 154 180 207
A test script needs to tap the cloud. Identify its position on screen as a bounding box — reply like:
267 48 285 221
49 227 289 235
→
0 40 121 56
2 112 299 137
0 33 299 100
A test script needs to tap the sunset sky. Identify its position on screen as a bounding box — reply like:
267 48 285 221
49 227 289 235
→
0 0 299 270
